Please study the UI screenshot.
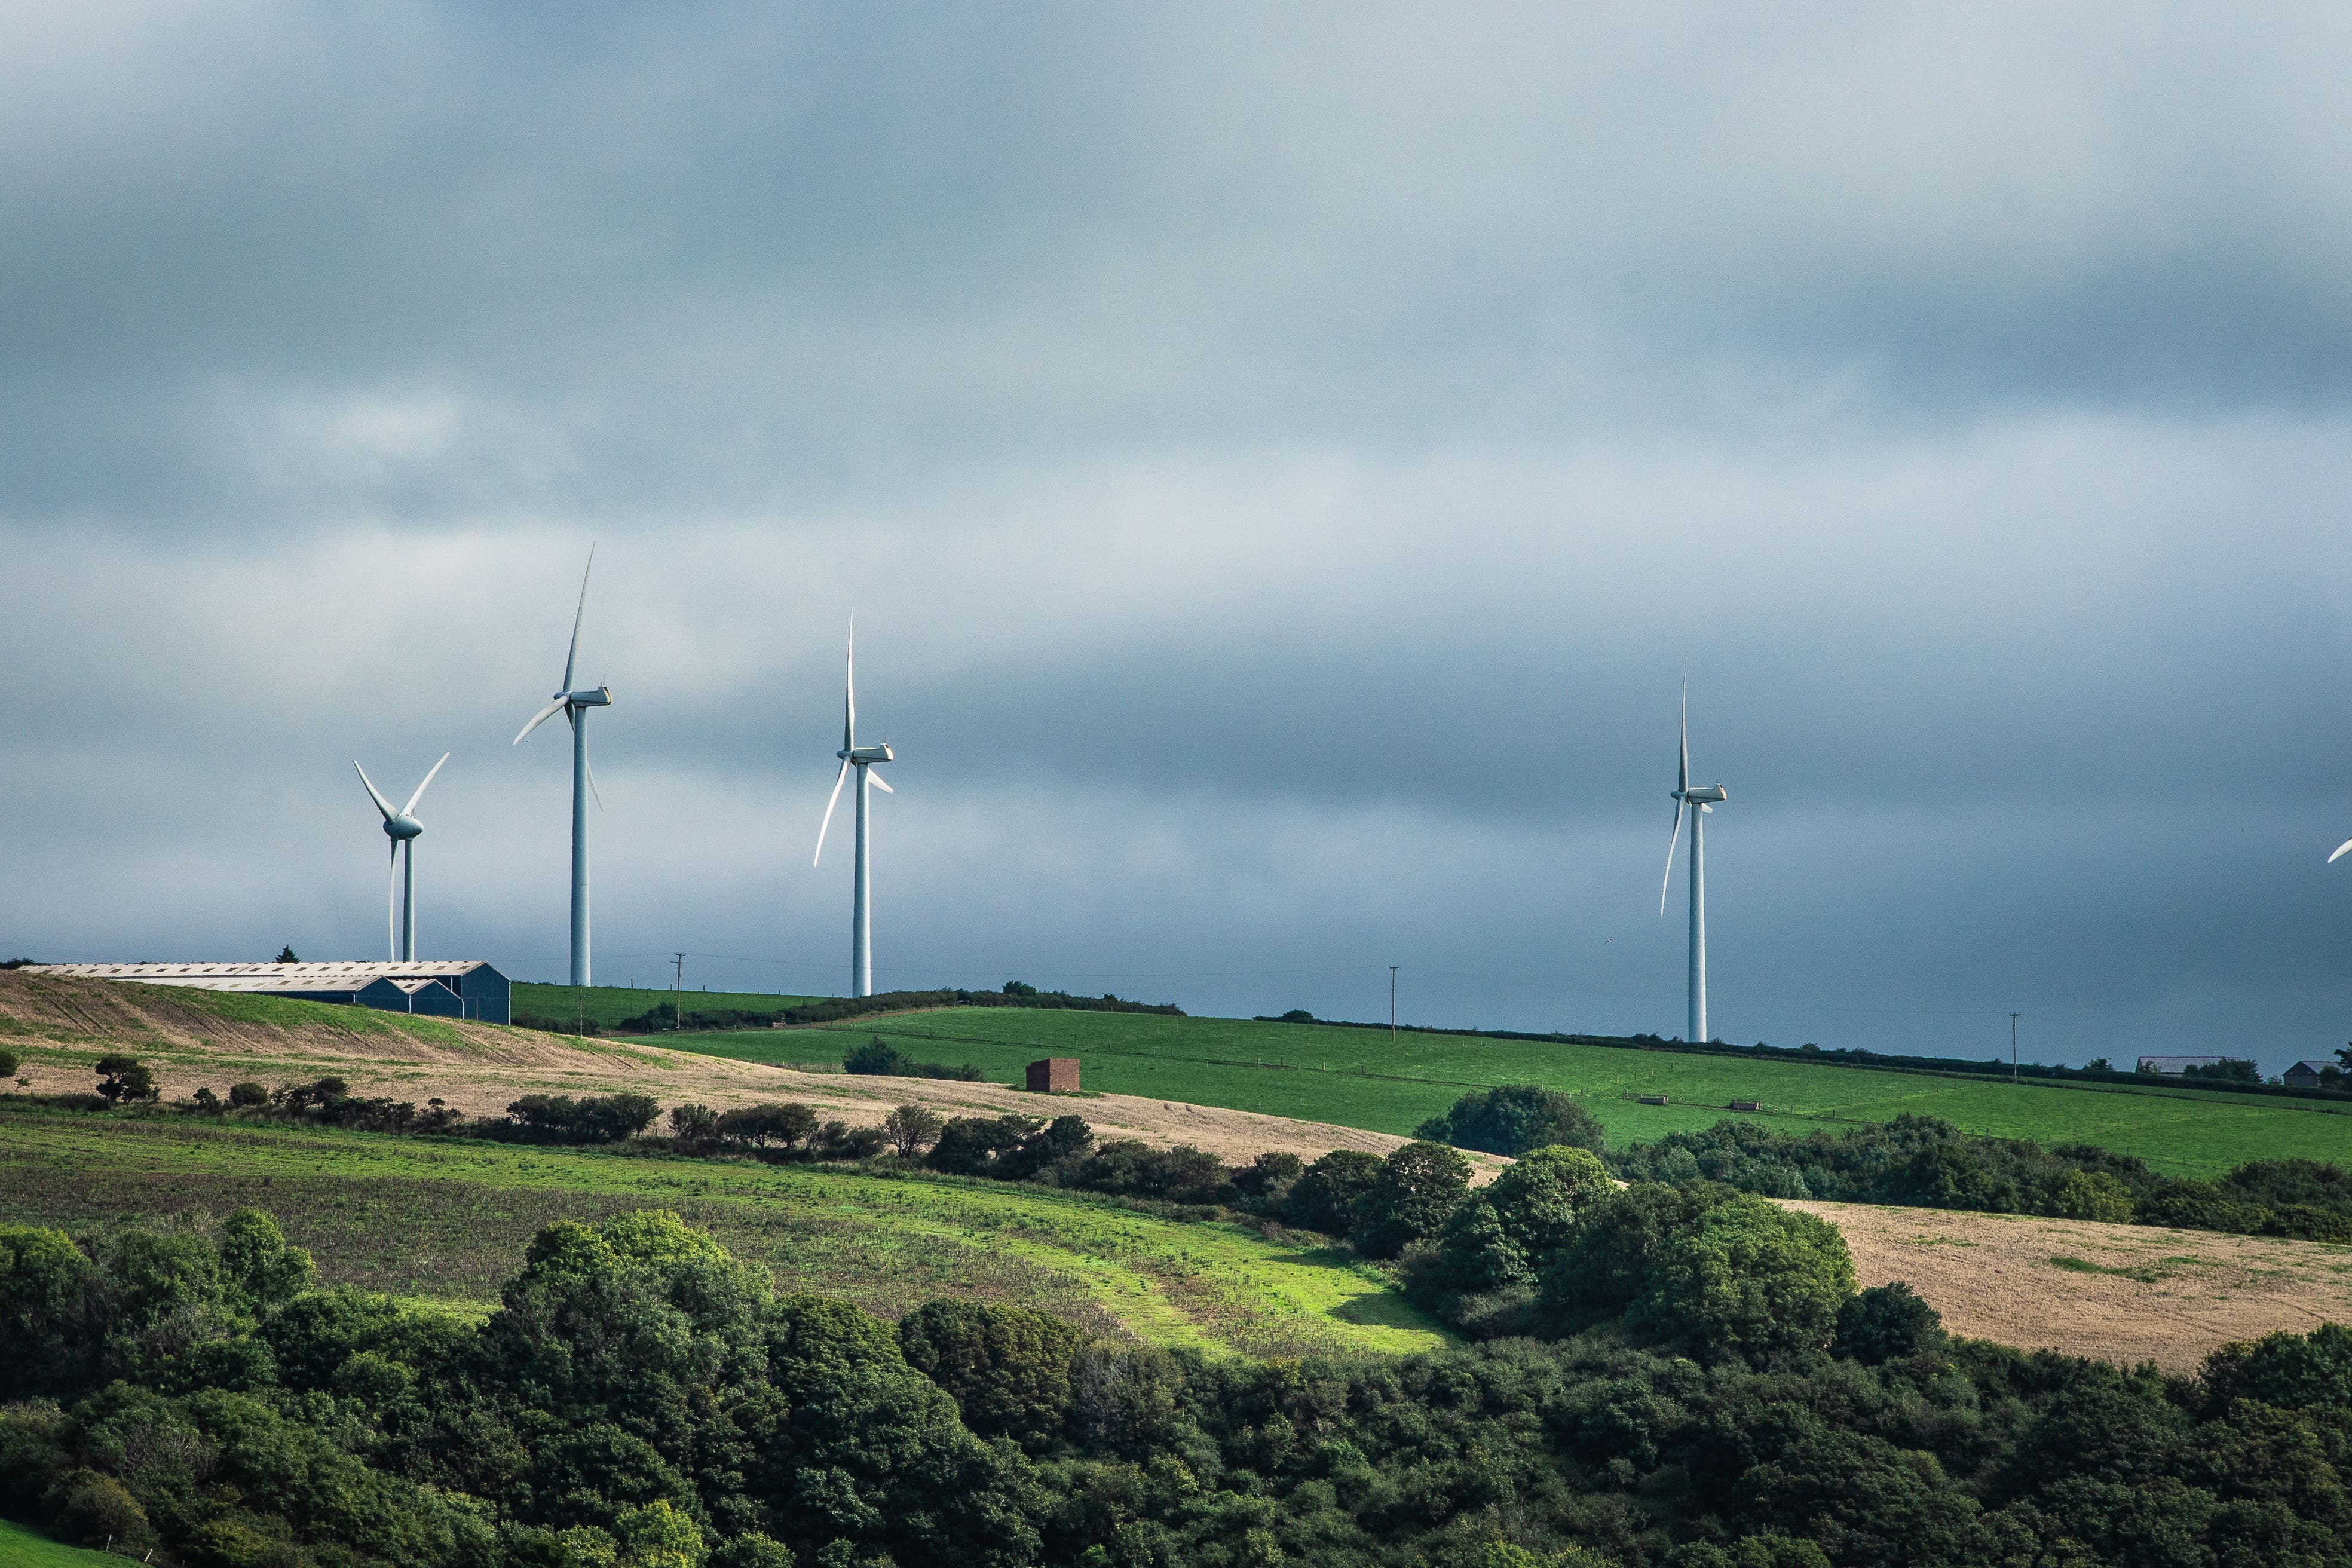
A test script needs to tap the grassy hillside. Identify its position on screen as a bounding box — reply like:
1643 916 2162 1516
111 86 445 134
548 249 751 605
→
0 1519 128 1566
0 1109 1443 1360
510 979 827 1030
665 1008 2352 1179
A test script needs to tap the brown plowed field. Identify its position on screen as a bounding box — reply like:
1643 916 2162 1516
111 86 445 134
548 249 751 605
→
1791 1200 2352 1371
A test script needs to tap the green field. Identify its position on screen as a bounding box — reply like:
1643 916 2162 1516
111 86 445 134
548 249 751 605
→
510 980 826 1030
0 1110 1443 1360
0 1519 125 1566
660 1008 2351 1180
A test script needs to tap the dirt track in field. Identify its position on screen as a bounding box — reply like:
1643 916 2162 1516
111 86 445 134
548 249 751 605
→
1790 1200 2352 1372
0 971 1496 1171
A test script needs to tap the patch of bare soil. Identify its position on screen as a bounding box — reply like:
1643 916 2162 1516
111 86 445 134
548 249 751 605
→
0 972 1500 1172
1790 1199 2352 1373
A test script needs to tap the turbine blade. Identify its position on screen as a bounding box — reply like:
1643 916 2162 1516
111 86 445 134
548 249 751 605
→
814 758 850 865
2331 839 2352 865
585 754 604 811
1679 679 1689 796
402 752 450 817
562 544 595 692
514 695 567 745
354 761 396 821
388 840 400 961
844 615 856 752
1659 800 1685 915
869 770 893 794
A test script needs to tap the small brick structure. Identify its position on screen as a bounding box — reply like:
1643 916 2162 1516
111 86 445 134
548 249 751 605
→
1026 1057 1080 1093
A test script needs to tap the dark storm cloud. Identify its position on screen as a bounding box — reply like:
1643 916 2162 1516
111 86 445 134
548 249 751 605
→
6 4 2352 1069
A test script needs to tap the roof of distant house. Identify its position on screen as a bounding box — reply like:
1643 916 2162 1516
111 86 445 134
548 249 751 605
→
23 961 499 993
2288 1059 2339 1076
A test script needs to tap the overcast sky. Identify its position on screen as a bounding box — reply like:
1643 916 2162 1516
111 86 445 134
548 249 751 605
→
8 4 2352 1071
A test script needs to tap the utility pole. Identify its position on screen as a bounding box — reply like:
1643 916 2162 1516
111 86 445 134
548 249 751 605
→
672 953 687 1031
2010 1012 2020 1084
1389 966 1399 1046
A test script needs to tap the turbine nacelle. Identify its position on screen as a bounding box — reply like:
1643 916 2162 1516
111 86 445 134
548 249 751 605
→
382 814 424 841
840 743 893 764
566 685 613 708
1677 784 1728 804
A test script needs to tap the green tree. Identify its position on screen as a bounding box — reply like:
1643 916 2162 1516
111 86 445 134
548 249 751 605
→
93 1055 158 1104
1353 1140 1471 1258
1833 1281 1944 1364
1420 1085 1606 1156
897 1297 1084 1450
1432 1145 1613 1294
881 1103 944 1157
0 1047 18 1081
616 1499 707 1568
1282 1149 1385 1236
1635 1193 1856 1364
275 944 299 963
0 1225 93 1398
216 1208 316 1314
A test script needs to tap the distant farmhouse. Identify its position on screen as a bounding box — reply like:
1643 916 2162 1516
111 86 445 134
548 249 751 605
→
2286 1059 2344 1090
24 961 510 1025
2135 1055 2228 1074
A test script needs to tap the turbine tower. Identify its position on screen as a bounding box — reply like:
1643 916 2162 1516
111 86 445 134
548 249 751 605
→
814 618 894 997
355 753 448 961
514 548 611 986
1659 685 1728 1043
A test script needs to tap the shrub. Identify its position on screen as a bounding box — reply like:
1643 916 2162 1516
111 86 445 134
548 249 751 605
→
929 1115 1044 1176
93 1055 158 1104
1071 1140 1229 1205
1833 1281 1944 1364
844 1037 984 1080
897 1297 1085 1451
1636 1193 1856 1364
1282 1150 1384 1236
669 1103 721 1140
1425 1146 1613 1298
504 1092 661 1143
882 1103 945 1157
2035 1168 2135 1222
228 1082 268 1108
0 1047 17 1080
715 1102 819 1150
1538 1181 1737 1336
1353 1141 1471 1258
1421 1085 1605 1157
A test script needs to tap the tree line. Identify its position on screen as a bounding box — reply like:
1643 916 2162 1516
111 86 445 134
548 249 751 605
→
7 1202 2352 1567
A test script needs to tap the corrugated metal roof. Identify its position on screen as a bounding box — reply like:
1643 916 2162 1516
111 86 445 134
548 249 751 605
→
28 961 491 979
22 961 492 996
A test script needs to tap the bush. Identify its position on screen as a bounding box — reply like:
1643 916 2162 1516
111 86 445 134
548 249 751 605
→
1423 1146 1613 1300
93 1055 158 1104
1636 1193 1856 1364
670 1103 721 1140
844 1037 985 1080
1353 1141 1471 1258
882 1103 944 1157
228 1081 268 1108
1282 1150 1384 1236
1420 1085 1606 1157
715 1102 820 1150
929 1115 1045 1176
897 1297 1085 1451
1071 1140 1229 1205
1833 1281 1944 1364
0 1047 17 1080
503 1092 660 1143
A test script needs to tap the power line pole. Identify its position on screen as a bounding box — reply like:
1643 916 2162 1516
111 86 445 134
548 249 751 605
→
1389 966 1399 1046
2010 1012 2020 1084
673 953 687 1031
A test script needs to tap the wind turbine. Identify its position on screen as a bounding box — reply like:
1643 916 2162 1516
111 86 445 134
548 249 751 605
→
1659 684 1728 1043
813 618 894 997
513 548 612 986
355 753 449 961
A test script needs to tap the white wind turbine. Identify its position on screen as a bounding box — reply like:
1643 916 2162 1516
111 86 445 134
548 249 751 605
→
1659 684 1728 1043
813 618 895 997
513 548 612 985
355 753 449 961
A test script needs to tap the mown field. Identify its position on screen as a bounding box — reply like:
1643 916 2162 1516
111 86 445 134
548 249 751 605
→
510 980 825 1030
663 1007 2352 1178
0 1518 124 1566
0 1110 1443 1361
